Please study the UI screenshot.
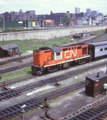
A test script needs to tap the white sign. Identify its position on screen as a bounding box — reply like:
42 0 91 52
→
18 21 23 24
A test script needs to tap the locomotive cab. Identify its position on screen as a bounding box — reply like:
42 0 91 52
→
32 46 62 75
32 47 52 75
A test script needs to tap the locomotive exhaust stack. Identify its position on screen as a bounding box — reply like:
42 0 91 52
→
97 72 99 77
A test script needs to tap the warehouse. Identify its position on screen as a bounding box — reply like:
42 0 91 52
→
0 43 19 58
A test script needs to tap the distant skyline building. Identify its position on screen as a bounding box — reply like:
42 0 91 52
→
75 7 80 14
86 8 91 16
91 11 97 16
30 10 35 15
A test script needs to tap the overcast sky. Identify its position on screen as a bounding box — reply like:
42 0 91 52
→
0 0 107 15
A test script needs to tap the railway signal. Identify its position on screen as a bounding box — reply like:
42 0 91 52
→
2 82 10 90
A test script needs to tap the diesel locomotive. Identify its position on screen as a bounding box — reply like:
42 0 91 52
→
32 41 107 75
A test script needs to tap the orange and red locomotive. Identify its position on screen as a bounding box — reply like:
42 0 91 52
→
31 43 90 75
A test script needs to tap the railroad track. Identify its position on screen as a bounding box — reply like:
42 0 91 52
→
0 59 107 101
0 62 33 74
0 81 85 119
0 52 107 87
0 75 34 87
66 97 107 120
0 54 32 65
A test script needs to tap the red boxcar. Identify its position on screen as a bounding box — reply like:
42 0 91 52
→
32 43 90 75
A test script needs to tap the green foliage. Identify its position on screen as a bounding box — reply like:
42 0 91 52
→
63 13 71 26
90 29 105 34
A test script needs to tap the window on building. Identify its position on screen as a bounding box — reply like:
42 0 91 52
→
105 48 107 50
100 48 103 51
86 79 91 86
15 48 19 53
82 47 87 55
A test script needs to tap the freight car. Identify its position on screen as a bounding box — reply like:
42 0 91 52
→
32 43 90 75
32 41 107 75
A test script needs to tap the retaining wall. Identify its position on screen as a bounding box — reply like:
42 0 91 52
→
0 25 107 41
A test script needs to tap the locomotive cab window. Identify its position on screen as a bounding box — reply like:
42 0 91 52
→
56 52 60 56
82 47 87 55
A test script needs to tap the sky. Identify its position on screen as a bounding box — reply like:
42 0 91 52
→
0 0 107 15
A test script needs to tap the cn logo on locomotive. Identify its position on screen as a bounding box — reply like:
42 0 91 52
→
65 49 77 58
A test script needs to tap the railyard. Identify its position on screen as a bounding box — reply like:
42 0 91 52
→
0 30 107 120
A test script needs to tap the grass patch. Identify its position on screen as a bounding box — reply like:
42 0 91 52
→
0 36 77 54
90 29 105 34
0 67 31 82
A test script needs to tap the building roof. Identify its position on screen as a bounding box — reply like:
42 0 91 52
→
88 41 107 47
86 71 107 81
0 43 18 50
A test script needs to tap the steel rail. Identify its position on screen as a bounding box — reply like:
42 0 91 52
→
0 62 33 74
0 59 107 101
66 99 107 120
0 54 32 65
0 81 85 119
0 74 34 87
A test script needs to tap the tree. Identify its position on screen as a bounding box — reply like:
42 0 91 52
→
63 13 71 26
